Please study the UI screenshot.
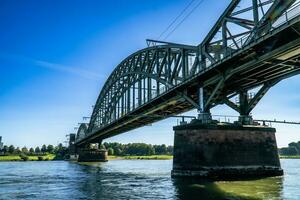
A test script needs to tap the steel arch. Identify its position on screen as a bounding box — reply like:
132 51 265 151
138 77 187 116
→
76 123 89 141
76 0 300 145
87 45 199 133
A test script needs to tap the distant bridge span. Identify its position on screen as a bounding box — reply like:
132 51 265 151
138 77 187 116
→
76 0 300 146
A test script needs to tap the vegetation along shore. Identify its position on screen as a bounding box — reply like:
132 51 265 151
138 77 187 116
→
2 140 300 161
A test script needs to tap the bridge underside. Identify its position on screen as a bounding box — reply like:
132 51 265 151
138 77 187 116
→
76 17 300 146
73 0 300 179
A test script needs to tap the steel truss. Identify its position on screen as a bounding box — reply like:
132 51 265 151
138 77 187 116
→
77 0 300 143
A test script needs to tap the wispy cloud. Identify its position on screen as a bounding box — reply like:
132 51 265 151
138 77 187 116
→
33 59 105 80
0 52 106 80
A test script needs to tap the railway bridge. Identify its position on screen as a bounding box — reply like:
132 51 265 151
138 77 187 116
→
72 0 300 179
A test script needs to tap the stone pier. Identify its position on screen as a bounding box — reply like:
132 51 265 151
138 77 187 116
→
171 121 283 180
77 144 107 162
77 147 108 162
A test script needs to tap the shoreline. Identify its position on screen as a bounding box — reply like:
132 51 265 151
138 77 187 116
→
279 155 300 159
108 155 173 160
0 154 57 162
2 155 298 162
0 155 173 162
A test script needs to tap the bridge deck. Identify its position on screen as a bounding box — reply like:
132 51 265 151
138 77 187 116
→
76 1 300 146
76 13 300 146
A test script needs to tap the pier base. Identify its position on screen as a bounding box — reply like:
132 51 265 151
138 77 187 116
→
77 149 108 162
171 122 283 180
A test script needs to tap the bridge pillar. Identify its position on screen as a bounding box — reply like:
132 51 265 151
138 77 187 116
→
77 142 108 162
171 120 283 180
238 91 254 125
197 87 212 124
67 134 78 160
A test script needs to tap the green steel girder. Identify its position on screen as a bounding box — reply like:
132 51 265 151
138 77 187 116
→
76 0 300 144
220 79 279 117
200 0 296 64
87 45 199 132
76 123 89 140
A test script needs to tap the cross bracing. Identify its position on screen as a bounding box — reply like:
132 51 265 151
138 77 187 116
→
76 0 300 145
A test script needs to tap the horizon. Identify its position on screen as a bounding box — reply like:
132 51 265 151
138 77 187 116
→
1 0 300 148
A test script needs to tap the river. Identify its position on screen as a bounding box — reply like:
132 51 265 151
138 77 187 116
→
0 159 299 200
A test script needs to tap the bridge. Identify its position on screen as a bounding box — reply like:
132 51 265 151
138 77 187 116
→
73 0 300 179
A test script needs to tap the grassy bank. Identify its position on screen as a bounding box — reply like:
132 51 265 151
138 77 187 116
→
0 154 56 161
0 154 173 161
280 155 300 159
108 155 173 160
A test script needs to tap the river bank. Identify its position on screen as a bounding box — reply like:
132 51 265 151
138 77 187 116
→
0 154 56 161
279 155 300 159
0 154 173 161
2 154 299 161
108 155 173 160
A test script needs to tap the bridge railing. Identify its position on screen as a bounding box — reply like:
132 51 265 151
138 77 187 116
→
203 2 300 69
273 1 300 27
78 2 300 142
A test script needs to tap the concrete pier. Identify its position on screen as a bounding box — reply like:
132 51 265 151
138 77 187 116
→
171 121 283 180
77 149 108 162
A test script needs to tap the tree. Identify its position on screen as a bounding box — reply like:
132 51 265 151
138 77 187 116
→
115 148 122 156
149 146 155 155
21 147 28 154
103 142 109 149
3 145 8 154
288 142 300 154
35 147 41 154
41 145 47 153
167 146 173 155
29 148 35 154
108 148 114 155
54 143 68 159
54 143 64 154
154 144 167 155
15 147 21 154
125 143 155 156
280 146 298 155
47 145 54 153
8 145 15 154
99 144 106 150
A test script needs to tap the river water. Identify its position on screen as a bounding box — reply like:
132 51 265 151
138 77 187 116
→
0 159 299 200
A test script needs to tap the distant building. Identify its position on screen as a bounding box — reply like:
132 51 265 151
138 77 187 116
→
0 136 3 150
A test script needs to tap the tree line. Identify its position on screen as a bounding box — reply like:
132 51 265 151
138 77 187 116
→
102 142 173 156
0 142 173 158
0 143 68 159
279 141 300 156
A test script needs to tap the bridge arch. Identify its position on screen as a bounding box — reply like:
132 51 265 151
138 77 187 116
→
76 123 89 140
87 44 199 133
75 0 300 145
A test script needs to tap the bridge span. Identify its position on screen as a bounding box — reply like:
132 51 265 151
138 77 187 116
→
73 0 300 179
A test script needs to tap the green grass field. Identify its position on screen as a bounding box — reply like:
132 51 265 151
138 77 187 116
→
0 154 56 161
3 154 298 161
280 155 300 159
108 155 173 160
0 155 22 161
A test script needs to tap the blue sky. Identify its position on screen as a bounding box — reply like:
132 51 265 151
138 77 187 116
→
0 0 299 148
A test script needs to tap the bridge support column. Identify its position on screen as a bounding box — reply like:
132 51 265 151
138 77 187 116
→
238 90 254 125
77 142 108 162
67 134 78 161
197 87 212 124
171 121 283 180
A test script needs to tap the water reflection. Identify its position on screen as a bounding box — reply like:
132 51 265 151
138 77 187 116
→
173 176 283 200
77 161 284 200
76 161 176 199
1 160 298 200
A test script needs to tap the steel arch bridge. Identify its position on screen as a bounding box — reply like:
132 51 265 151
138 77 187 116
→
76 0 300 146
